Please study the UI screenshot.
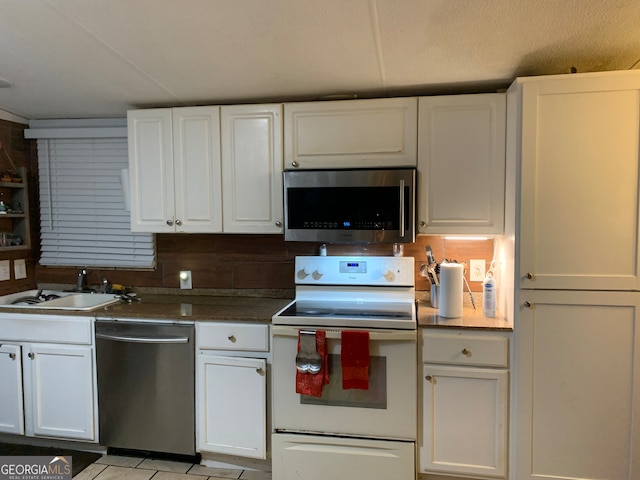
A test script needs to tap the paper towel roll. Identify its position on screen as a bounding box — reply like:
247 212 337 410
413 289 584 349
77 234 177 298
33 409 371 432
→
439 262 464 318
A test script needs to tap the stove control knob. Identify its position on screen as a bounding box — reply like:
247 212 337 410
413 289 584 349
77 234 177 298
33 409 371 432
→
297 264 313 279
382 268 395 282
312 268 324 280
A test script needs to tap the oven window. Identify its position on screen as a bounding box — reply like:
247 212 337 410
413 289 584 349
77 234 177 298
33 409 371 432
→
301 354 387 409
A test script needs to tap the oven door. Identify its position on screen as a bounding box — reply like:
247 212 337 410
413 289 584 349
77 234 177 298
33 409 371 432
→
272 325 417 440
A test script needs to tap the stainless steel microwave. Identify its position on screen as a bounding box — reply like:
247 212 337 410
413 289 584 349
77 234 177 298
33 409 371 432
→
283 168 416 243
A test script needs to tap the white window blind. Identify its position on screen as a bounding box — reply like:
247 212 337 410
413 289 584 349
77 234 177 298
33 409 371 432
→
38 137 155 268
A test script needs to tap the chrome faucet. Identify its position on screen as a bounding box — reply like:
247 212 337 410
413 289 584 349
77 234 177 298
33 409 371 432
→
77 268 88 291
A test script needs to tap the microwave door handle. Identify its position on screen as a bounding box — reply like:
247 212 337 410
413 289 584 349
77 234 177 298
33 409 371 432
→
399 179 405 237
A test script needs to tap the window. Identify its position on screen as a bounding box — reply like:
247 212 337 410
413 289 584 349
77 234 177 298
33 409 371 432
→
37 137 155 268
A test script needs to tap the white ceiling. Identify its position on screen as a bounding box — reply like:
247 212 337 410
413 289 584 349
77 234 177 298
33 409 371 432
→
1 0 639 120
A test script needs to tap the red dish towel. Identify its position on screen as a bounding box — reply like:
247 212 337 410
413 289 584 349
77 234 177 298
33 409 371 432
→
341 330 370 390
295 330 329 397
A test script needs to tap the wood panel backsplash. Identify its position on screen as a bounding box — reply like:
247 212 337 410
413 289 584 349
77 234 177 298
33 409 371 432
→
35 233 495 294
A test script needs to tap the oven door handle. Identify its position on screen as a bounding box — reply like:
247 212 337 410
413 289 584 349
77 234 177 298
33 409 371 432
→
272 325 416 341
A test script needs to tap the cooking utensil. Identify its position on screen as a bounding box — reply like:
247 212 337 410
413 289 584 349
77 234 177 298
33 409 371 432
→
463 275 476 311
425 245 435 265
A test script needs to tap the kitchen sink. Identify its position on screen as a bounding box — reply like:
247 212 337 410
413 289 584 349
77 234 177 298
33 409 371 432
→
0 289 121 311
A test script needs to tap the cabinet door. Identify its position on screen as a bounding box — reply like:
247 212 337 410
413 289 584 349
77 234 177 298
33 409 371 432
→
284 97 417 169
24 344 96 441
517 72 640 290
420 364 508 478
516 290 640 480
0 344 24 435
418 94 506 235
172 106 223 232
128 108 176 232
197 354 267 459
221 104 283 233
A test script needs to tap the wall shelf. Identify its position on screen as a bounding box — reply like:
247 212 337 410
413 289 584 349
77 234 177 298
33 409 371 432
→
0 167 30 250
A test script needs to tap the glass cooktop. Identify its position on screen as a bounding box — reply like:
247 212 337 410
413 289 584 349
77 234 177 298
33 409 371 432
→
273 299 416 330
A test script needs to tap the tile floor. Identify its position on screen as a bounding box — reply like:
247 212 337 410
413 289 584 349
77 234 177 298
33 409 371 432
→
73 454 271 480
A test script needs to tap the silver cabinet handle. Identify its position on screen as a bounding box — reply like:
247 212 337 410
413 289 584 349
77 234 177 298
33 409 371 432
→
256 368 265 376
526 272 534 280
228 335 236 343
175 219 182 226
166 220 174 226
420 221 427 227
9 352 16 360
425 375 433 382
275 221 282 227
291 161 299 168
28 352 35 359
524 301 533 308
462 348 471 356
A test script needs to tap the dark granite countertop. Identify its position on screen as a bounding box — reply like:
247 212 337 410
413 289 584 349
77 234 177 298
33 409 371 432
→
417 299 513 331
0 287 293 323
0 287 512 330
95 294 292 323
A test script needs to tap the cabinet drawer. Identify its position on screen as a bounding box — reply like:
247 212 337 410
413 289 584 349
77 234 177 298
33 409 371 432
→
422 332 509 368
0 314 93 345
197 323 269 351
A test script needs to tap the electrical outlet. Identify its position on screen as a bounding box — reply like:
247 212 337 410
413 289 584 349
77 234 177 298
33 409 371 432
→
179 270 192 289
470 259 486 282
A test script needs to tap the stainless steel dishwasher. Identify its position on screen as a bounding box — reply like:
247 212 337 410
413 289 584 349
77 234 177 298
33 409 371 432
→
95 320 195 456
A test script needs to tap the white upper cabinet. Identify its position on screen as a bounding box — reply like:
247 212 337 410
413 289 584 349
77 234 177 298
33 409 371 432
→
284 97 418 169
513 71 640 290
221 104 283 233
417 94 506 235
128 106 223 233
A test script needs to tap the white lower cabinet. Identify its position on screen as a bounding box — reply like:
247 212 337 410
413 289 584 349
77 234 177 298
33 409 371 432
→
0 315 97 442
196 322 270 461
420 330 509 478
0 344 24 435
23 344 95 440
197 354 266 458
515 290 640 480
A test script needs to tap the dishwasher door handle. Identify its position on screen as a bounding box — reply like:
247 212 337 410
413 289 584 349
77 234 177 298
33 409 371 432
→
95 333 190 344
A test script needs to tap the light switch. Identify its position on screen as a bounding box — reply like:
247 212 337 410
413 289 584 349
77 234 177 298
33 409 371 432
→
0 260 10 281
14 259 26 279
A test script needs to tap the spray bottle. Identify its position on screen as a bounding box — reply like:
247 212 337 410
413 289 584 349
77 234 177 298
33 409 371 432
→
482 271 496 318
